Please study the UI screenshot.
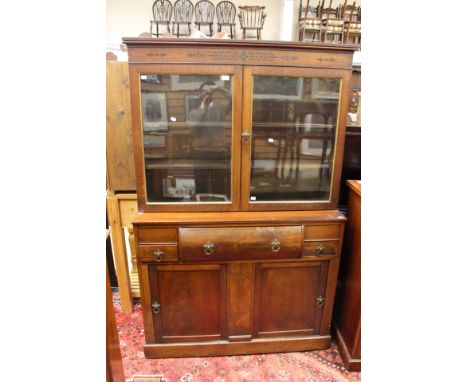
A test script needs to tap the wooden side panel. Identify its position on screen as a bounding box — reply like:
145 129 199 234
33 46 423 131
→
334 181 361 366
106 61 136 191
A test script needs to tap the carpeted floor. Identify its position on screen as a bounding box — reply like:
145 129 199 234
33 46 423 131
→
113 293 361 382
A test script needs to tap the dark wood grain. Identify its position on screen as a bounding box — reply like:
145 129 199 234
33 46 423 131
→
254 261 328 336
149 264 227 342
179 226 302 261
227 263 254 338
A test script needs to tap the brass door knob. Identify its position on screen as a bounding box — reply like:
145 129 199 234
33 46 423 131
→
152 301 161 314
315 245 325 256
271 238 281 252
203 242 215 255
154 249 164 262
316 296 325 307
241 131 251 142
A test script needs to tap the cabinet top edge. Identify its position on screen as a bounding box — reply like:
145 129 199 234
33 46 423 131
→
132 210 347 225
347 180 361 196
122 38 359 53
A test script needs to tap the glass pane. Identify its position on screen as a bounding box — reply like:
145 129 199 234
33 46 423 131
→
250 76 340 202
140 74 233 203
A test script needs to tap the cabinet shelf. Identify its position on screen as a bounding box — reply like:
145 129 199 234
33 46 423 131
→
145 159 229 170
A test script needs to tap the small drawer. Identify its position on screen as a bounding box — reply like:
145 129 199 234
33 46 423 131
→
138 227 178 244
303 241 338 257
179 226 302 262
303 225 340 240
138 245 178 263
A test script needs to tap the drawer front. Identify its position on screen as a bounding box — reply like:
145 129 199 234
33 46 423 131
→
139 245 179 263
304 225 340 240
179 226 302 262
138 227 178 244
303 241 338 257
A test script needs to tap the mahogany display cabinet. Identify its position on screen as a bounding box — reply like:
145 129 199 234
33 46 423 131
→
123 38 358 358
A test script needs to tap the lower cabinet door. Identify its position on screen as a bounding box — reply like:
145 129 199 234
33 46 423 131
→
148 264 227 343
253 261 329 338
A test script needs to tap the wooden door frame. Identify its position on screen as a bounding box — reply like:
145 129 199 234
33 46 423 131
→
128 63 243 213
240 66 352 211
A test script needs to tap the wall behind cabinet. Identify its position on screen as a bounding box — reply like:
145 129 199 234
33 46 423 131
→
107 0 360 44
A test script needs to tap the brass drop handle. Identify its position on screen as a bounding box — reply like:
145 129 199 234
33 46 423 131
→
271 238 281 252
154 249 164 262
152 301 161 314
203 242 215 255
316 296 325 307
315 245 325 256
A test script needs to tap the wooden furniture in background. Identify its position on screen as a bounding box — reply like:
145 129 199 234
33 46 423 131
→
298 0 322 42
238 6 267 40
106 61 136 191
172 0 194 37
194 0 215 36
216 1 236 38
107 246 125 382
150 0 173 37
123 38 358 358
333 180 361 371
344 3 361 44
107 192 139 313
107 60 139 313
321 1 345 43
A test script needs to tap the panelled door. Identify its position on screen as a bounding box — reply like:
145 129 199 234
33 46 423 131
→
148 264 227 342
253 261 329 338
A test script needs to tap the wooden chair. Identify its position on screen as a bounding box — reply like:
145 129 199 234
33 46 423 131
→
172 0 194 37
344 3 361 44
298 0 322 42
150 0 173 37
321 0 345 43
238 6 267 40
194 0 215 36
216 1 237 38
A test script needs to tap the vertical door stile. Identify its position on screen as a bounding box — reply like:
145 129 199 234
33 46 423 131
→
240 66 253 210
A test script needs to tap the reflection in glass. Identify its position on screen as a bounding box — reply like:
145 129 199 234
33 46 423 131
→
140 74 232 203
250 76 341 202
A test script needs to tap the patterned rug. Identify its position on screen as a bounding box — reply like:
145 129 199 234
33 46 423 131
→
113 293 361 382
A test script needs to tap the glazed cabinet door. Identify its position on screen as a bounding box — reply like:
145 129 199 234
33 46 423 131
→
147 264 227 343
253 261 329 338
129 64 243 212
241 66 351 211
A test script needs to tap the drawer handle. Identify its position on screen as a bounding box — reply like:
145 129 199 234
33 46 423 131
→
316 296 325 307
315 245 325 256
271 238 281 252
203 242 215 255
153 249 164 262
152 301 161 314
